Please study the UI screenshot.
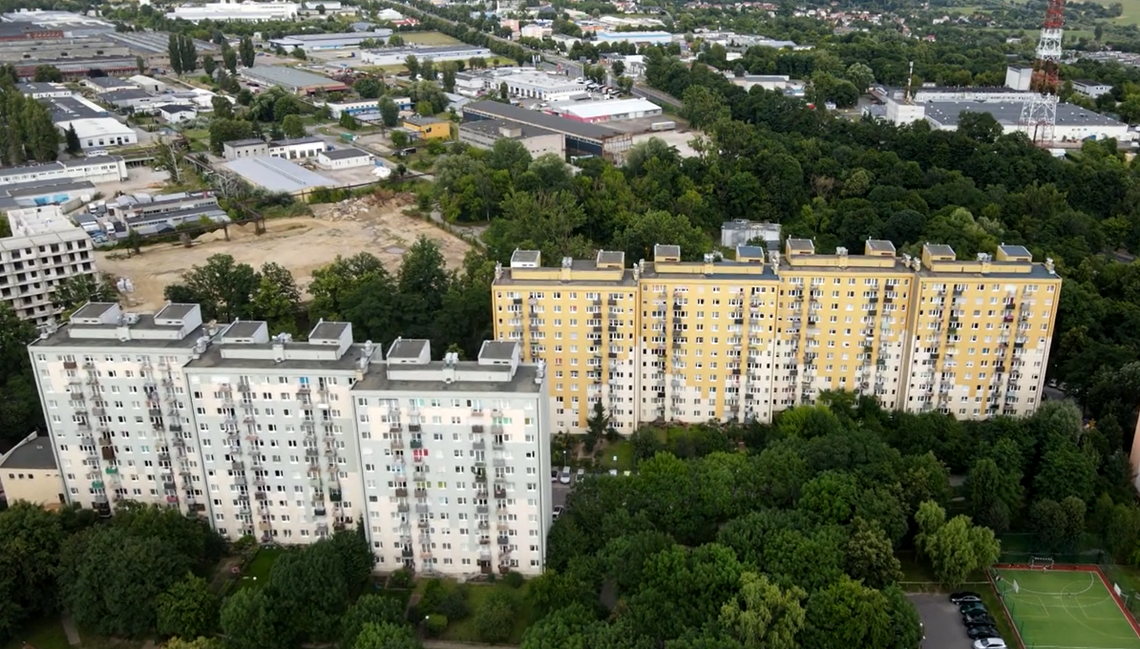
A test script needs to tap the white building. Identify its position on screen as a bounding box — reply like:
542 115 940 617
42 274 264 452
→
17 82 71 99
519 23 551 39
920 100 1132 143
27 304 553 576
548 97 661 123
459 118 565 159
1072 79 1114 99
595 30 672 46
499 72 588 101
0 157 128 187
222 137 326 161
317 147 372 169
360 45 492 67
127 75 169 94
168 2 300 22
1005 65 1033 91
376 8 403 21
80 77 140 94
1 205 95 324
720 219 781 249
57 117 139 150
156 104 198 124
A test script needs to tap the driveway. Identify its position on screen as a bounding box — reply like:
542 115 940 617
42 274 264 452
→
908 593 972 649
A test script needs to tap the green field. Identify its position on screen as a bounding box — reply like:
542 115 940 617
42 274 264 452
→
995 567 1140 649
236 547 284 590
401 31 461 45
1 617 71 649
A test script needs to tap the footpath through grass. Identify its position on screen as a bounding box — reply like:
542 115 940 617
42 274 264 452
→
235 547 284 591
1 617 71 649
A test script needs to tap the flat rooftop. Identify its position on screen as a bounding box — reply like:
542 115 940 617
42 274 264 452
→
30 317 207 350
464 100 622 141
459 117 557 141
222 156 336 193
388 338 429 360
551 97 660 119
479 340 517 360
923 100 1124 128
322 147 370 159
310 321 350 340
224 321 266 339
184 341 366 372
242 65 342 89
353 361 542 394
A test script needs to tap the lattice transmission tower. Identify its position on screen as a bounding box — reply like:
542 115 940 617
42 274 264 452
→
1019 0 1065 146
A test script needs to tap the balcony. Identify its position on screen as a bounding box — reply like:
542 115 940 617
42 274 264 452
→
472 439 486 450
395 487 408 498
410 440 423 450
414 488 427 498
415 504 429 514
397 503 410 513
476 504 489 515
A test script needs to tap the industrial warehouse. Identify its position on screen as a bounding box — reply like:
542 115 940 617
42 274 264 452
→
240 66 348 94
462 101 632 161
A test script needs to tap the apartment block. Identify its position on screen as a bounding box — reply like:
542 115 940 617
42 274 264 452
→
491 239 1061 432
1 205 95 323
28 302 552 577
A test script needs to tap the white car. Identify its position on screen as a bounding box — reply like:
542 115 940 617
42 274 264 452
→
552 505 564 520
974 639 1006 649
559 466 571 484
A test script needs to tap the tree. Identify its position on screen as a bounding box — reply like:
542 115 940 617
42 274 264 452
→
0 503 67 645
282 114 306 138
212 95 233 119
52 273 117 319
354 77 382 99
844 62 874 93
379 96 399 128
59 527 192 636
154 137 189 184
1035 446 1097 503
207 118 255 156
137 55 147 75
487 138 532 179
156 574 218 639
168 33 184 75
844 517 902 590
801 576 892 649
164 637 217 649
165 254 258 321
239 35 256 68
339 112 359 130
405 54 420 80
613 209 710 263
33 65 63 82
309 253 387 320
0 303 44 447
914 501 1000 587
719 572 806 649
341 595 406 649
220 587 283 649
291 46 307 60
966 456 1020 533
179 34 198 75
223 46 238 74
1029 496 1086 552
585 401 609 452
388 34 404 47
351 623 420 649
473 589 515 643
612 60 626 77
250 262 301 335
203 56 217 77
391 130 410 149
396 237 451 340
681 85 729 129
957 111 1003 144
441 64 457 93
64 123 81 154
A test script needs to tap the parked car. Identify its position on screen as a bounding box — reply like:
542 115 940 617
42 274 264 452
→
959 602 987 614
974 639 1007 649
967 626 1001 640
575 467 585 483
551 469 558 482
950 592 983 604
552 506 564 520
963 612 997 626
559 466 571 484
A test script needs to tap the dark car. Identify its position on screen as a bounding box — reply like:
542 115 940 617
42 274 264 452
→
963 612 997 626
960 602 987 614
967 626 1001 640
950 591 983 603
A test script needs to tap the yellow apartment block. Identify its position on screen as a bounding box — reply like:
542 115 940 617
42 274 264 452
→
491 240 1061 433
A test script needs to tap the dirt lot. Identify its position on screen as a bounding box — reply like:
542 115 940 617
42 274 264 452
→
96 194 471 311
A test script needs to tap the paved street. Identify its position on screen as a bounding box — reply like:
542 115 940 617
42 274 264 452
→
552 481 570 509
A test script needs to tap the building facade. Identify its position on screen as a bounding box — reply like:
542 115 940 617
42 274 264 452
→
0 433 65 507
491 239 1061 432
28 303 552 576
1 205 95 324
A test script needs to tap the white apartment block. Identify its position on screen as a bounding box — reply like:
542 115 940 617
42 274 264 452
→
29 302 552 577
2 205 95 324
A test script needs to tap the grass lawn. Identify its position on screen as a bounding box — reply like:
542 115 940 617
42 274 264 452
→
401 31 462 46
236 547 284 590
598 439 635 472
2 617 71 649
1105 0 1140 24
995 568 1140 649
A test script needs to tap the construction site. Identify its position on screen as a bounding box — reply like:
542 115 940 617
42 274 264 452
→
95 193 472 311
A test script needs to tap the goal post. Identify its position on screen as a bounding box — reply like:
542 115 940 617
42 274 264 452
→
1030 556 1055 570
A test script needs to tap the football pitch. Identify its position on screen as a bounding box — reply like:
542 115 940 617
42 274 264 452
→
994 567 1140 649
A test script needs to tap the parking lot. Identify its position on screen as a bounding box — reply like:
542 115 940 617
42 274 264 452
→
909 593 972 649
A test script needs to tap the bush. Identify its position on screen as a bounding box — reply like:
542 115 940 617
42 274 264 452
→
473 589 515 643
436 588 470 620
389 568 414 589
424 614 448 636
419 578 446 612
502 571 525 589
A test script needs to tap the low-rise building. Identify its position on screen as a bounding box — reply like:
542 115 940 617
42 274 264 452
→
595 30 672 45
1072 79 1114 100
403 115 451 140
240 66 347 95
105 190 228 236
223 139 269 160
16 81 71 98
269 30 393 51
323 96 411 119
0 433 64 508
156 104 197 124
0 205 95 324
168 2 300 22
81 76 140 94
100 88 168 111
499 71 588 101
720 219 781 249
127 74 168 93
317 147 372 169
57 116 138 150
268 136 326 160
223 156 336 194
453 72 487 97
464 101 631 161
547 97 661 123
459 118 564 158
0 156 128 187
360 44 491 67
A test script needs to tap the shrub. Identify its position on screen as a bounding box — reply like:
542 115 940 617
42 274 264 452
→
474 589 515 643
424 614 448 636
503 571 525 589
436 588 470 620
389 568 414 589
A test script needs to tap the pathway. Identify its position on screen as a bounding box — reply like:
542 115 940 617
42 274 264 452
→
60 615 80 647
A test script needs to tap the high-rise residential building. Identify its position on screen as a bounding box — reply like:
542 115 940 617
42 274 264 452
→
27 302 552 577
1 205 95 324
491 239 1061 432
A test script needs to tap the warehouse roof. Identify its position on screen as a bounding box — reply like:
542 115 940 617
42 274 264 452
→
464 101 621 141
320 147 370 160
223 156 336 193
550 97 660 119
242 65 343 90
923 101 1124 128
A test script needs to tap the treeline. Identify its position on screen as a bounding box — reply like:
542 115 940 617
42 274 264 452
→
531 395 1139 648
161 237 493 359
636 48 1140 427
0 79 61 165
